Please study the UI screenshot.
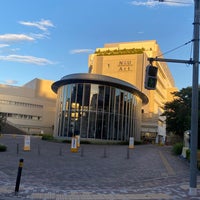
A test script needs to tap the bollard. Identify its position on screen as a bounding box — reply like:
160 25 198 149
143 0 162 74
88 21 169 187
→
59 147 62 156
15 158 24 195
103 147 107 158
129 137 134 149
38 144 40 155
71 136 78 152
16 143 19 155
81 146 84 157
127 148 130 159
23 135 30 151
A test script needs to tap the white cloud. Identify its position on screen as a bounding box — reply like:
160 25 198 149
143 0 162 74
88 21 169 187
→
0 44 9 48
129 0 193 7
19 19 55 31
0 20 56 67
30 33 50 39
0 54 54 65
130 0 157 7
11 48 20 52
70 49 94 54
0 34 34 42
4 80 19 85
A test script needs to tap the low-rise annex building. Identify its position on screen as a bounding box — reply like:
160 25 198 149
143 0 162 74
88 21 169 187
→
0 78 56 135
88 40 178 143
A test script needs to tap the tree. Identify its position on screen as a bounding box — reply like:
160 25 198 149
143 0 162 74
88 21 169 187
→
162 86 200 147
162 87 192 136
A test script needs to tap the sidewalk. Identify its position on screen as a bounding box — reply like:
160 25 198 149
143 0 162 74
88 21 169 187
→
0 135 200 199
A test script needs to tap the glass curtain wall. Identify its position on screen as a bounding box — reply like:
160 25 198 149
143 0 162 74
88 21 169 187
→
55 83 140 141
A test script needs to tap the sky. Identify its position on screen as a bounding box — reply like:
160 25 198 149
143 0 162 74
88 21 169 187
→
0 0 195 90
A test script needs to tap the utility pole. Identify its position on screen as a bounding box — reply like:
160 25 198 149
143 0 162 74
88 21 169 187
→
148 0 200 196
189 0 199 196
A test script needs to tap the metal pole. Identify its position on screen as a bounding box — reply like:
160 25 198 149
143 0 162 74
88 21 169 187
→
148 57 194 64
189 0 200 196
15 158 24 195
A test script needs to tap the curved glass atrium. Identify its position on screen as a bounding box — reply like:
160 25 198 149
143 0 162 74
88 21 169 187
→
52 74 148 141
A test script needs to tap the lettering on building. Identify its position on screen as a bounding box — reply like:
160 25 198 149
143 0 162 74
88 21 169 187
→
118 60 133 71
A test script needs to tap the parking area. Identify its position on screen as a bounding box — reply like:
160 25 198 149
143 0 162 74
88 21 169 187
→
0 134 200 199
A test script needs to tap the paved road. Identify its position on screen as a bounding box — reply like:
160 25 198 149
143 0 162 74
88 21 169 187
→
0 134 200 200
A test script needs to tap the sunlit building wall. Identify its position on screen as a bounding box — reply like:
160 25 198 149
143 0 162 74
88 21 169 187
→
88 40 177 143
51 73 148 141
0 78 56 134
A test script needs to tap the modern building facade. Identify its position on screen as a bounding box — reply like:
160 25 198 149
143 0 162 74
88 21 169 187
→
51 73 148 141
0 40 177 143
0 78 56 135
88 40 177 143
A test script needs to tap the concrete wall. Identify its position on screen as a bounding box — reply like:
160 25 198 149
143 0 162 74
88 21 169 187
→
0 79 56 135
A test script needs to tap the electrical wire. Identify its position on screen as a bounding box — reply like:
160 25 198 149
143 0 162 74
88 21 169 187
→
190 40 193 59
184 42 193 67
155 0 192 5
157 40 193 57
154 0 193 66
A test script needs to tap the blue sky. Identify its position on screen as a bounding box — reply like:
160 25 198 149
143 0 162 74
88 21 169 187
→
0 0 194 89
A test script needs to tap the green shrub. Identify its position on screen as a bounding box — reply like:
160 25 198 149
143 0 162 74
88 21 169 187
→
172 142 183 155
186 149 190 160
0 144 7 152
134 141 143 145
62 139 71 143
41 134 54 141
80 140 92 144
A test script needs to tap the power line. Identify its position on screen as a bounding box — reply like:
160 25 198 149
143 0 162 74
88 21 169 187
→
157 40 193 57
155 0 192 5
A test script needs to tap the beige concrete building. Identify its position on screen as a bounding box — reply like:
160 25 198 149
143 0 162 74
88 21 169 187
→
88 40 177 143
0 78 56 135
0 40 177 143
